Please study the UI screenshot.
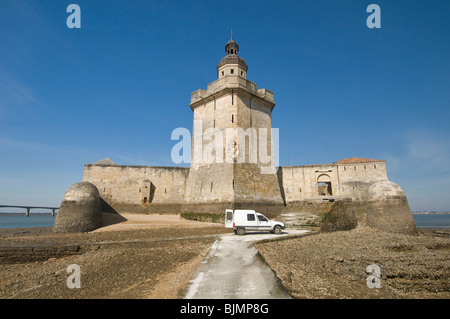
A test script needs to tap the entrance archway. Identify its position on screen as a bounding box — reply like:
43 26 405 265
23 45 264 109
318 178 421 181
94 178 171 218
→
317 174 332 196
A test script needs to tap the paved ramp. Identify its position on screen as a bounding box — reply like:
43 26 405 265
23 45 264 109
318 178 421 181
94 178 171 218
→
182 230 310 299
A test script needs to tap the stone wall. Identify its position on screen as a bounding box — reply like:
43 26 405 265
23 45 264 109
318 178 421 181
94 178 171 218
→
279 161 388 205
83 164 189 214
336 162 388 200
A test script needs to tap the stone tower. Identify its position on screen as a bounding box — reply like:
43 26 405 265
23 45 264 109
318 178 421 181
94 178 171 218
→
182 33 284 216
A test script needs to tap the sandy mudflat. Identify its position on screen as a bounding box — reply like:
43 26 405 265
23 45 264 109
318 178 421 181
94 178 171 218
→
0 213 230 299
1 213 449 299
94 213 221 232
255 227 450 299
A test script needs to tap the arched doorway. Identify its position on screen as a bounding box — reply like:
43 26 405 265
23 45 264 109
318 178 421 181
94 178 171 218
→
317 174 332 196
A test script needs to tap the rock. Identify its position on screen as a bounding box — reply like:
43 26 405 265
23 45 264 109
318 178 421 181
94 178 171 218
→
320 201 358 233
53 182 102 233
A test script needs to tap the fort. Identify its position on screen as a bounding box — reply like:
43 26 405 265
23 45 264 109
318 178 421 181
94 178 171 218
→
75 34 415 233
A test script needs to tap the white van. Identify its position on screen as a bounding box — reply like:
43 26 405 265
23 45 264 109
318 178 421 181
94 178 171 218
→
225 209 286 235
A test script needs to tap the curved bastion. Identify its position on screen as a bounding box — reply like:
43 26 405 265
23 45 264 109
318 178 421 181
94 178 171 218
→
53 182 102 233
366 181 417 235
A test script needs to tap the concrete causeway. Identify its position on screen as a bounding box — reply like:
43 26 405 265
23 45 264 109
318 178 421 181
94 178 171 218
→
182 230 310 299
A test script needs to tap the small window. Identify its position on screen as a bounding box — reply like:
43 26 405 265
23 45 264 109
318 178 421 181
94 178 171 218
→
230 69 234 74
222 71 224 76
374 164 377 169
241 71 244 76
232 114 234 123
364 165 367 169
247 214 255 221
232 179 235 189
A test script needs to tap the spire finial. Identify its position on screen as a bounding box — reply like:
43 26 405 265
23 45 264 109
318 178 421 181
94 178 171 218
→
231 29 233 41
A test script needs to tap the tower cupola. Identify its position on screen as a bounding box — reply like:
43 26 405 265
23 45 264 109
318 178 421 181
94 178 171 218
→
217 30 248 78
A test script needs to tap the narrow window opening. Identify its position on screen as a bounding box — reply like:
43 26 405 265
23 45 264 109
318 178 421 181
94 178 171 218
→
241 71 243 76
164 188 167 193
232 114 234 123
230 69 234 74
211 182 213 192
221 71 224 76
364 165 367 169
374 164 377 169
232 179 235 189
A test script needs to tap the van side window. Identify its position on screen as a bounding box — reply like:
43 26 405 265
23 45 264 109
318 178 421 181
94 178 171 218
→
247 214 255 221
257 215 268 222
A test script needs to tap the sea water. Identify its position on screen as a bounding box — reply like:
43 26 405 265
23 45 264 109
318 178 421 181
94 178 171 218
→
412 214 450 229
0 214 57 229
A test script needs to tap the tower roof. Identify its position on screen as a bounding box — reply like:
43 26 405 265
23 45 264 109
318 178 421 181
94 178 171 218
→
92 157 117 165
217 31 248 72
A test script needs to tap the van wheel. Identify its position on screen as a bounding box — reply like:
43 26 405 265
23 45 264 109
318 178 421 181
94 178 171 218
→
273 225 282 234
237 228 245 236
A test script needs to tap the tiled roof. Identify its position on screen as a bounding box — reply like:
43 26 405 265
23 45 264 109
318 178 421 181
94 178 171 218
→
333 157 385 164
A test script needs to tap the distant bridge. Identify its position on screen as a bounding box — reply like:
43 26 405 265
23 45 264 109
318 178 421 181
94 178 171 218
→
0 205 59 216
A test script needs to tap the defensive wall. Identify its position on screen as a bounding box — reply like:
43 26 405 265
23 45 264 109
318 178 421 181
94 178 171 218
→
82 158 389 218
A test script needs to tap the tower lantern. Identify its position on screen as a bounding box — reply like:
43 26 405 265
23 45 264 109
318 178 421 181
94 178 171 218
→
217 30 248 79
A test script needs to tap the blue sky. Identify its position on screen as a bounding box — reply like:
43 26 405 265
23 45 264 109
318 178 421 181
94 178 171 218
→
0 0 449 211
